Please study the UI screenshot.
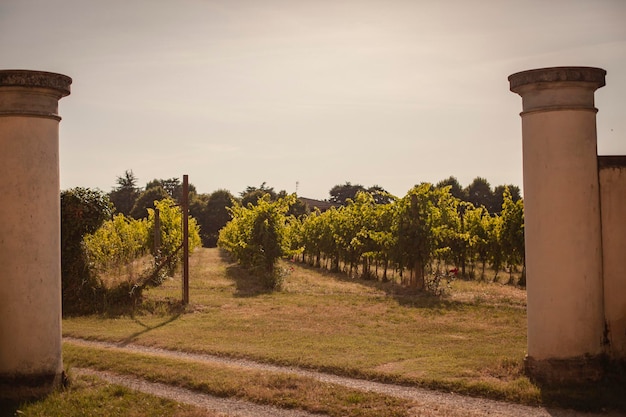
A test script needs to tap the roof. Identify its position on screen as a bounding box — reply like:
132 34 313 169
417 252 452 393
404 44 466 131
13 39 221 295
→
298 197 339 212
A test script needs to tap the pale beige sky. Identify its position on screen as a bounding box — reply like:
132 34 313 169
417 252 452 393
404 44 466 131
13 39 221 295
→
2 0 625 199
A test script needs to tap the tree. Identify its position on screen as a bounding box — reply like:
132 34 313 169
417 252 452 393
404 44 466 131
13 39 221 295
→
145 177 197 205
60 188 112 314
240 182 276 207
492 184 522 215
465 177 495 212
393 183 444 289
203 189 236 247
436 176 467 201
109 170 140 216
130 185 170 219
328 182 366 205
367 185 394 205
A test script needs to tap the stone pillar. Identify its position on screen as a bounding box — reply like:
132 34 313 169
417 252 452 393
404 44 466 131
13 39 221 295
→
509 67 606 383
0 70 71 399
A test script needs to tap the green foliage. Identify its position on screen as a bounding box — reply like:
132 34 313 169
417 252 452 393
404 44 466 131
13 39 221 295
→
328 182 366 205
394 183 453 288
500 187 525 285
148 198 202 276
493 184 522 214
60 188 113 315
218 194 297 289
130 185 169 219
465 176 496 212
436 176 468 201
294 181 525 293
69 194 201 314
240 182 277 207
83 214 150 273
145 177 197 204
191 189 236 247
464 204 491 279
108 170 140 216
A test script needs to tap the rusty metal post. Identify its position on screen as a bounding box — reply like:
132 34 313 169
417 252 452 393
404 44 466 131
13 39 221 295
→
182 174 189 304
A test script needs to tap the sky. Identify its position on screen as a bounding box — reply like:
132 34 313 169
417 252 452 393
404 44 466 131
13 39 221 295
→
2 0 625 200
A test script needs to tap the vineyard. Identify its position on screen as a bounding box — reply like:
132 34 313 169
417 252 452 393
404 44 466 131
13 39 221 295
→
60 190 202 314
60 179 523 314
219 183 524 292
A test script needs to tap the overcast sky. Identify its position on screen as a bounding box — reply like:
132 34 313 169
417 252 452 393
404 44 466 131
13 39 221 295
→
2 0 625 200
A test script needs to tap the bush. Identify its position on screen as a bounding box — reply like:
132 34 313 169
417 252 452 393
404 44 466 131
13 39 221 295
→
148 198 202 276
84 214 150 273
60 188 112 315
218 194 296 289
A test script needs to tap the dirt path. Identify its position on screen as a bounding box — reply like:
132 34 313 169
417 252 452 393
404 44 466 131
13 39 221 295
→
75 367 323 417
64 337 621 417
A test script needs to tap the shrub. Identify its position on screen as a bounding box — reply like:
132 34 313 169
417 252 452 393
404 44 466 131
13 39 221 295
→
60 187 112 315
84 214 150 273
218 194 296 289
147 198 202 276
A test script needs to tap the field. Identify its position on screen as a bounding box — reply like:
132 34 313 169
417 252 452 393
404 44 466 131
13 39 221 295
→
64 248 530 394
8 248 624 416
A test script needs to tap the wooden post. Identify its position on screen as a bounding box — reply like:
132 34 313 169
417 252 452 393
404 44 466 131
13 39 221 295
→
182 174 189 304
154 208 161 255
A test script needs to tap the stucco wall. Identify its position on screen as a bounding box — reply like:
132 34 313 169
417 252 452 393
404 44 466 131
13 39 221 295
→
0 116 62 379
599 156 626 359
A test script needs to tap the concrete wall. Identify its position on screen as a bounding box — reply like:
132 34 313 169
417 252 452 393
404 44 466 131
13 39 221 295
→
599 156 626 359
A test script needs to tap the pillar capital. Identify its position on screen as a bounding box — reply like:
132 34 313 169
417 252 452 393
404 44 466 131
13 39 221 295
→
509 67 606 114
0 70 71 96
0 70 72 120
509 66 606 91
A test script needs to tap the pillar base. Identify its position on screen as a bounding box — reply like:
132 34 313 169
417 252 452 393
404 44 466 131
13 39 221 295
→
524 354 605 384
0 371 66 401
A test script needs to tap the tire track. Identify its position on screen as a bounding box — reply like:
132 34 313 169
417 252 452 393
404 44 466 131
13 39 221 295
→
64 337 620 417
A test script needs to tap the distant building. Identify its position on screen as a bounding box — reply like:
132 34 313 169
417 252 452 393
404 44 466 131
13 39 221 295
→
298 197 339 212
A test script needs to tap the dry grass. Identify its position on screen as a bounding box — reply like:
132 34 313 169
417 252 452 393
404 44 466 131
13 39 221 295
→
64 248 534 404
60 248 626 412
449 279 526 309
63 343 413 417
96 254 155 289
4 373 213 417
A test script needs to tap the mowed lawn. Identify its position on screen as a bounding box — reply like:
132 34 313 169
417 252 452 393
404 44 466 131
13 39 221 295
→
63 247 534 402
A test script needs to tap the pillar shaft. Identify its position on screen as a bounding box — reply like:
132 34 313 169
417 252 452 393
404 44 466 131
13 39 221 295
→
0 70 71 399
509 67 606 382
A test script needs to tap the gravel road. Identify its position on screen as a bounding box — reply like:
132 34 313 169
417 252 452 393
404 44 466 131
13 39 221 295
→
64 337 623 417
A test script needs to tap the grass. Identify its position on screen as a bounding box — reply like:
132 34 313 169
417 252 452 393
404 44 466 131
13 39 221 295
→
64 248 533 402
63 343 413 417
1 373 212 417
59 248 626 412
